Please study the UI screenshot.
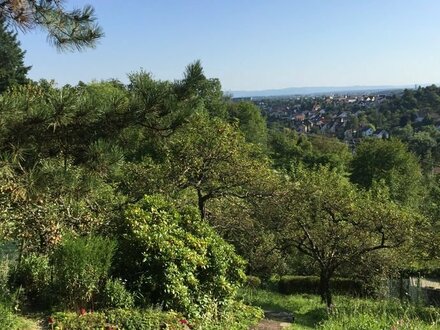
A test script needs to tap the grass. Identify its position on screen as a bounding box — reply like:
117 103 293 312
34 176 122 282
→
239 288 440 330
0 303 39 330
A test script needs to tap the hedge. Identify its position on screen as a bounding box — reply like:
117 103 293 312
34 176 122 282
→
277 275 364 296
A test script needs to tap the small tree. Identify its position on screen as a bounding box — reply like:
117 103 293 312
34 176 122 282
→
276 167 416 307
165 113 270 219
350 138 423 207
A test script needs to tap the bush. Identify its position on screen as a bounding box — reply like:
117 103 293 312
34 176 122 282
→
8 253 50 309
101 278 134 309
0 302 35 330
51 305 262 330
116 195 246 316
192 300 263 330
105 309 182 330
0 303 15 329
331 277 364 296
278 275 363 296
51 311 106 330
52 309 182 330
246 276 261 289
0 257 10 300
51 234 116 309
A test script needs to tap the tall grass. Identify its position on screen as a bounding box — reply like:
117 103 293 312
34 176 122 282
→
239 288 440 330
320 297 440 330
0 302 36 330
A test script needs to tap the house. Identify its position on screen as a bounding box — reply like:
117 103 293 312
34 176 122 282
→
295 113 305 121
374 130 389 139
361 127 374 137
297 124 309 133
415 114 425 123
304 120 313 131
338 112 348 123
312 104 321 112
344 129 356 140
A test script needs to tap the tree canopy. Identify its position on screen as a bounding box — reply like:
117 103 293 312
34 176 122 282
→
272 167 417 307
350 138 423 207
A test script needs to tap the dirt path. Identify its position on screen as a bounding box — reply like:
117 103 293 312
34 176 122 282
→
252 310 294 330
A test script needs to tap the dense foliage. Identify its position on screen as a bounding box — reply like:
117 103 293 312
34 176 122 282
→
117 195 246 315
0 59 439 327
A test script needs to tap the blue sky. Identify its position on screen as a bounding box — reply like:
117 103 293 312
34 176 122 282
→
16 0 440 90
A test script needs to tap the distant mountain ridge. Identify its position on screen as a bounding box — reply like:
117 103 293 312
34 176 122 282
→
229 85 419 98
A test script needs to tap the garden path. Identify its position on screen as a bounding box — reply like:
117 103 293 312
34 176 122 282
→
252 310 294 330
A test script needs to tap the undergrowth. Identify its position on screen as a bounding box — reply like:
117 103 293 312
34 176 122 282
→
239 288 440 330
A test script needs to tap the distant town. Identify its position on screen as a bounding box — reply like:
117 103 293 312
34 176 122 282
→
235 87 440 152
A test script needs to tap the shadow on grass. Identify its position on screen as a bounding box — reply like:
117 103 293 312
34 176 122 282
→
250 301 291 313
242 296 328 328
294 307 328 328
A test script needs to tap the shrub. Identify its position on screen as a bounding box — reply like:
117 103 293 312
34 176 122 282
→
51 234 116 309
0 303 15 329
52 309 182 330
51 305 262 330
0 257 10 300
278 275 363 296
0 302 35 330
105 309 182 330
246 276 261 289
278 275 320 294
331 277 364 296
192 300 263 330
8 253 50 309
116 195 246 316
51 311 106 330
101 278 134 309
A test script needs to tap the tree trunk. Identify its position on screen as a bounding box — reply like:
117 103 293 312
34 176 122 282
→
319 269 333 308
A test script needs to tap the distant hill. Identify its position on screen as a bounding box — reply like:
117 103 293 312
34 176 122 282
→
229 85 418 98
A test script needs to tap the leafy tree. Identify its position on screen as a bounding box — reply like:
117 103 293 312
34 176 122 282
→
164 113 270 218
413 174 440 269
228 101 268 147
268 127 351 173
350 138 423 207
0 20 30 93
268 127 310 171
275 167 416 307
0 0 102 51
208 196 286 278
304 135 352 173
408 131 437 172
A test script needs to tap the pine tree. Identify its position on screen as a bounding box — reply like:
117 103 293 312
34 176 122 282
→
0 20 30 93
0 0 102 51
